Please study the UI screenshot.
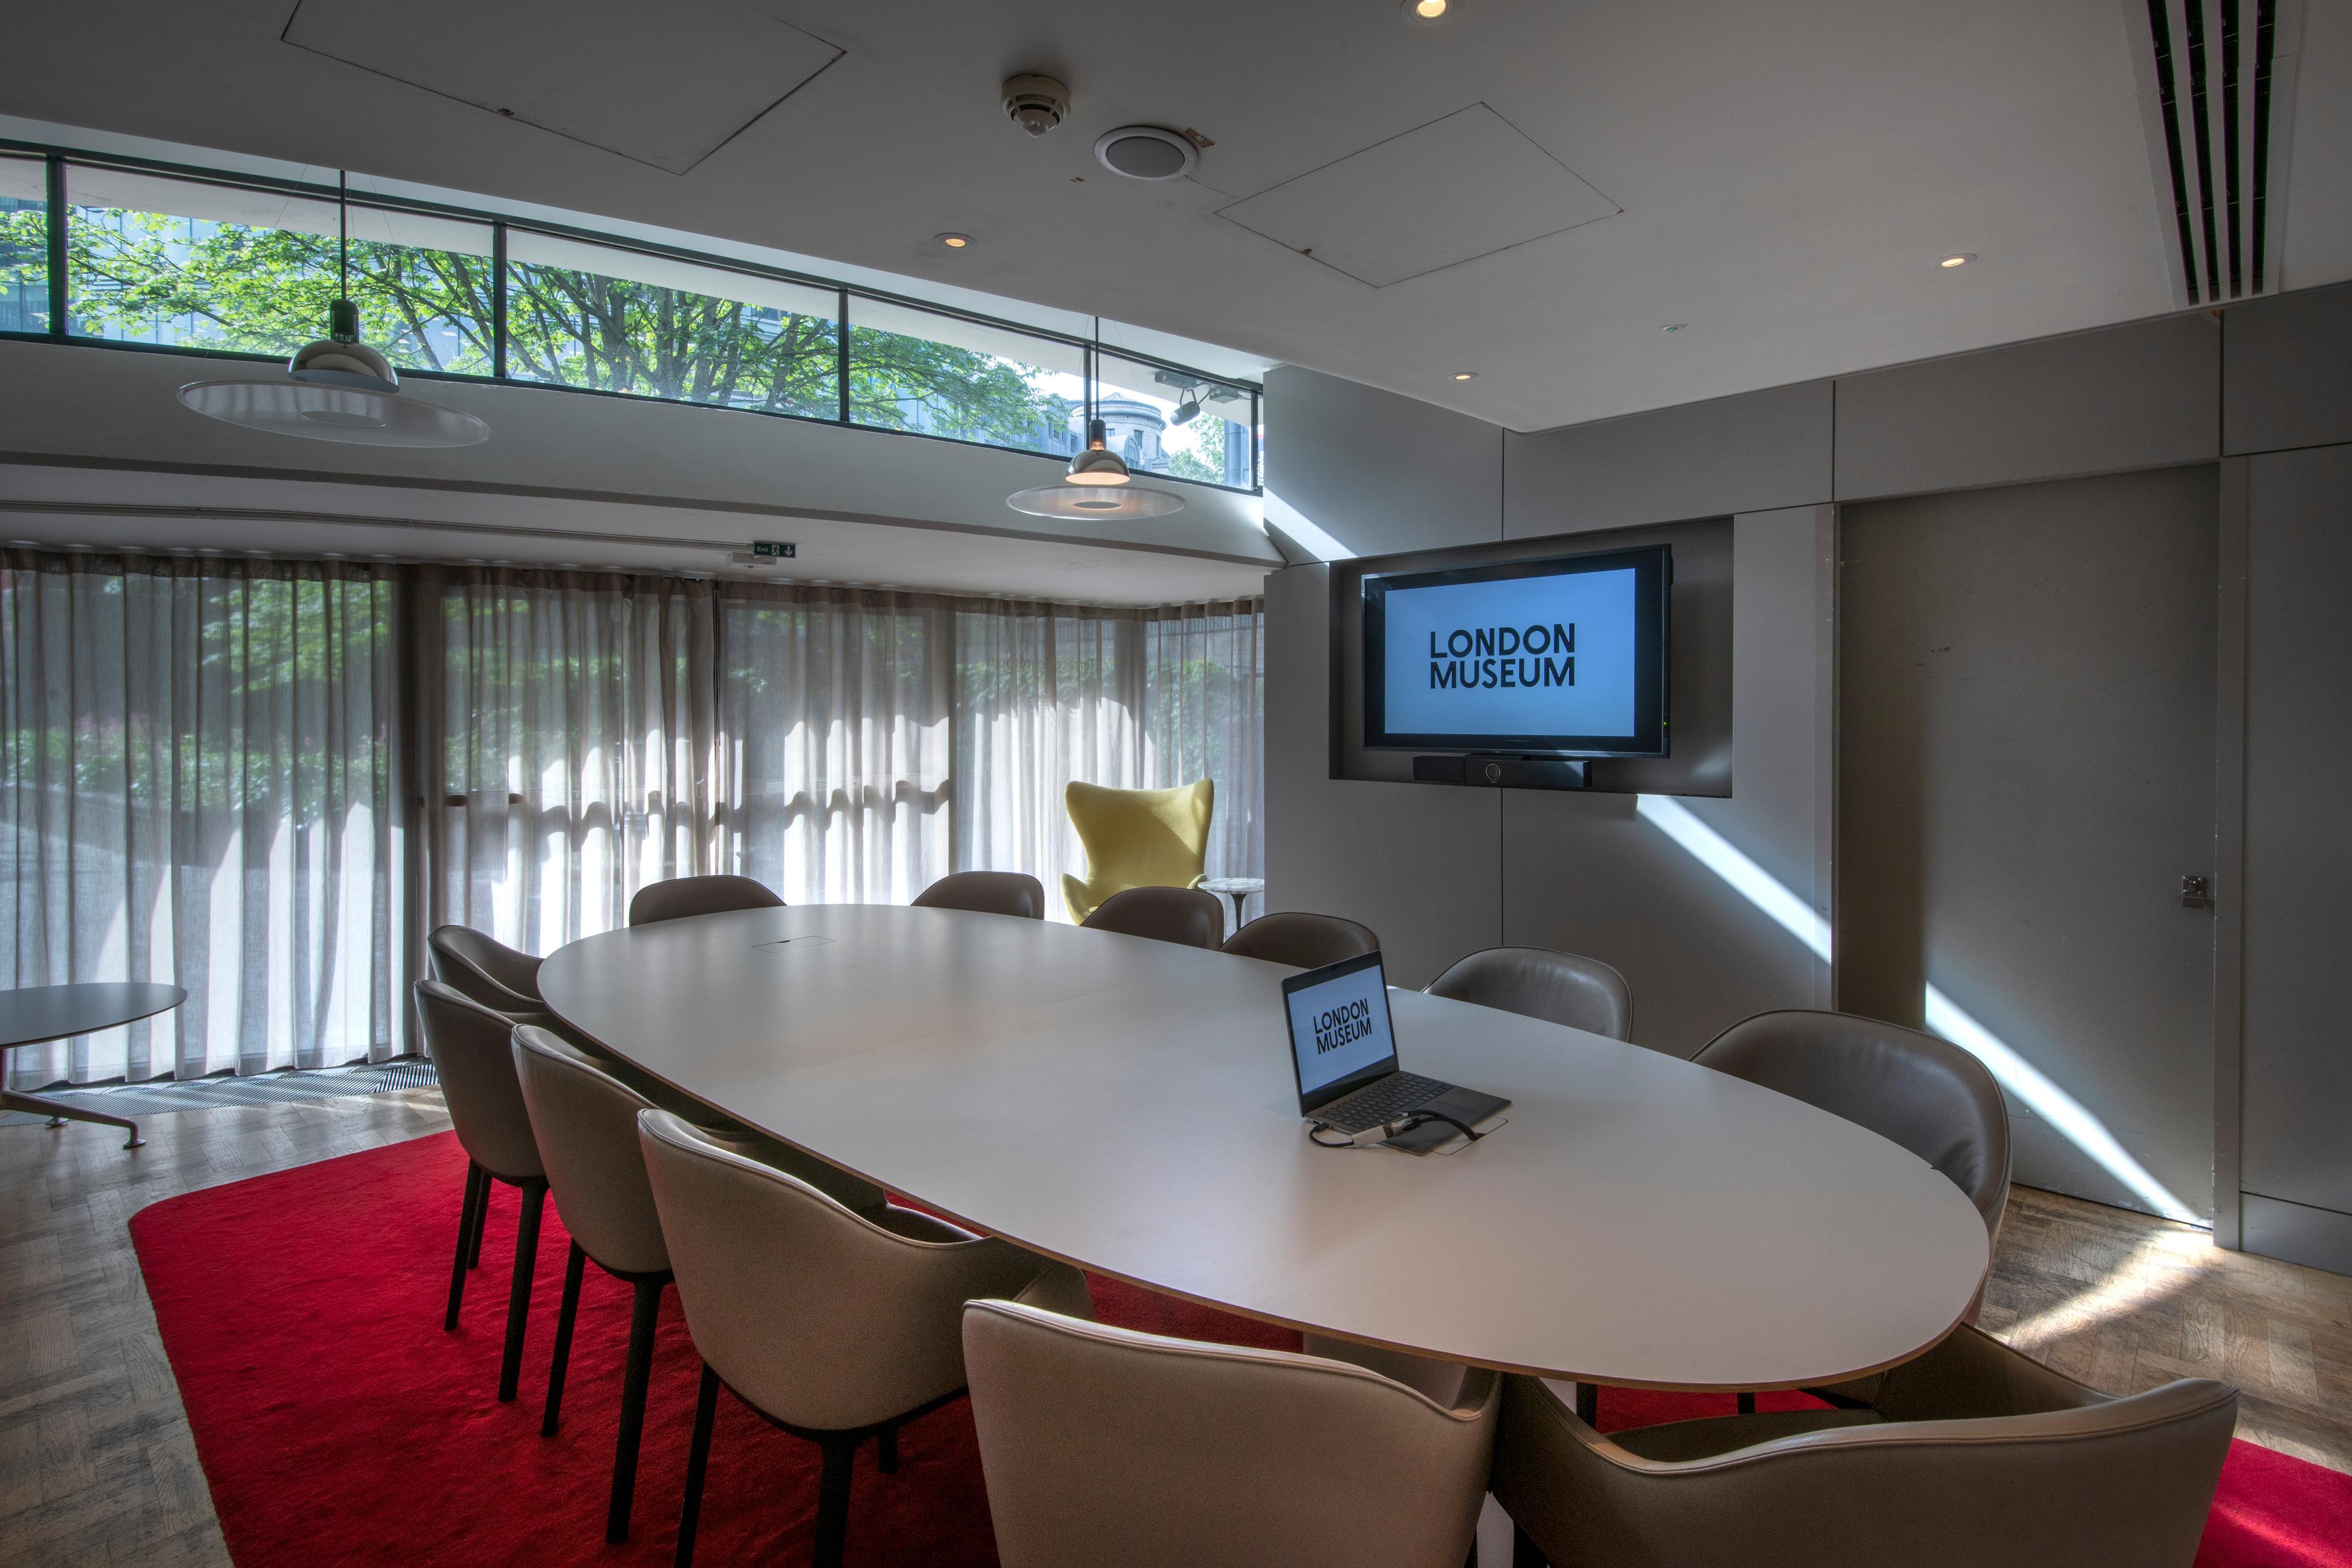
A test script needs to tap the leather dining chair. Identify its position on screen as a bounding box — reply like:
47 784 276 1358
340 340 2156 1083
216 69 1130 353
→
510 1027 682 1544
1491 1324 2237 1568
414 979 548 1403
1691 1007 2010 1411
627 874 785 927
1425 947 1634 1042
1221 911 1381 970
428 924 546 1012
636 1109 1094 1568
963 1298 1499 1568
1080 885 1226 949
911 870 1047 920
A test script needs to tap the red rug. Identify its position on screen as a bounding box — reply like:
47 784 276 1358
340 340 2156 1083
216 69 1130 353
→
129 1131 2351 1567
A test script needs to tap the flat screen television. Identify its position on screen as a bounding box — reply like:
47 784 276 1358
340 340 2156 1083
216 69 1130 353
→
1362 543 1670 757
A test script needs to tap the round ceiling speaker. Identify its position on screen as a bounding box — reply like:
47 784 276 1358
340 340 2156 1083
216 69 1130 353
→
177 379 491 448
1007 484 1186 519
1093 126 1198 181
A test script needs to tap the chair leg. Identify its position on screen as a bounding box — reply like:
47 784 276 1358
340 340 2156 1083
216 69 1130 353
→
1513 1522 1550 1567
445 1162 485 1332
541 1241 586 1436
497 1179 546 1403
467 1166 489 1269
812 1433 859 1568
876 1421 898 1475
606 1276 665 1544
1736 1392 1756 1415
674 1363 720 1568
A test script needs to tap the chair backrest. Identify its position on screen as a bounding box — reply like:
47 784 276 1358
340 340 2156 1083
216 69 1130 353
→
627 874 784 927
1060 780 1213 920
1081 886 1225 949
1425 946 1634 1042
965 1299 1498 1568
1491 1325 2236 1568
635 1109 1059 1432
413 979 543 1183
1691 1009 2011 1236
912 870 1047 920
1222 911 1381 970
511 1026 667 1276
427 925 545 1011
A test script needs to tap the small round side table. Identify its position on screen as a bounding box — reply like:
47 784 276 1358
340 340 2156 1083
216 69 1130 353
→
0 982 187 1149
1197 876 1266 940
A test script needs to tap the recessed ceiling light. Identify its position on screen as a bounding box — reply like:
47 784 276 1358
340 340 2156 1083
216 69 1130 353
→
1939 253 1975 268
936 232 973 249
1403 0 1450 20
1452 371 1477 381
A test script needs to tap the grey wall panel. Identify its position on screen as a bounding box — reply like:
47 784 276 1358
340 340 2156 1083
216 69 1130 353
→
1262 364 1501 559
2223 282 2352 456
1264 562 1501 988
1504 382 1833 537
1837 469 2220 1221
1499 508 1834 1060
1834 313 2221 501
2241 1194 2352 1279
2240 443 2352 1219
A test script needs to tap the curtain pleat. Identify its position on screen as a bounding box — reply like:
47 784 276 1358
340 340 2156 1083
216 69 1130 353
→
0 551 406 1088
2 547 1263 1085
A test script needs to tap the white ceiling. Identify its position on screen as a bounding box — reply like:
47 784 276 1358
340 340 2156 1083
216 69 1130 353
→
6 0 2346 432
0 464 1275 606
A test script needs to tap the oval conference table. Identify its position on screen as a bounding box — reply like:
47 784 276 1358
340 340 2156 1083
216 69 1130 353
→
541 905 1989 1394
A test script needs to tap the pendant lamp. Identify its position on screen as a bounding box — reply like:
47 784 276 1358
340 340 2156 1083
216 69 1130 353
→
177 173 489 448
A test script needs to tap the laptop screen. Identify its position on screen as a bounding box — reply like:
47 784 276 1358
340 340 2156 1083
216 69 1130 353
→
1281 951 1400 1113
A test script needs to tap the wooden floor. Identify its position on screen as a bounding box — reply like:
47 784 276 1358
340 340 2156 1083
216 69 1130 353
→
3 1096 2348 1567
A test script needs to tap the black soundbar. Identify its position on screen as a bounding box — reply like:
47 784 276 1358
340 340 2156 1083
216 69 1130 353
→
1412 753 1590 790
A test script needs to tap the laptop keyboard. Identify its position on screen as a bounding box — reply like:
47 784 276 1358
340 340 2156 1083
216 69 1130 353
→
1315 1072 1452 1134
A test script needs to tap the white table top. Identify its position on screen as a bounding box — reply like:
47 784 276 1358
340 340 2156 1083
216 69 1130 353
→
540 905 1989 1390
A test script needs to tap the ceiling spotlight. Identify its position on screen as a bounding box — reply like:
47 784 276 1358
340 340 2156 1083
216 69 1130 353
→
1452 371 1478 381
1065 418 1133 486
1170 390 1202 426
936 232 973 249
1939 253 1975 268
1403 0 1451 20
1002 75 1071 137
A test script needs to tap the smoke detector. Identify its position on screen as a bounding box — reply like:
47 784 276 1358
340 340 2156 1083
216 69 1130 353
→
1093 125 1199 181
1002 75 1071 137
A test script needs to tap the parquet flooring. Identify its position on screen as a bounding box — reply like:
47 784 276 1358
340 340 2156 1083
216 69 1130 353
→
2 1098 2348 1567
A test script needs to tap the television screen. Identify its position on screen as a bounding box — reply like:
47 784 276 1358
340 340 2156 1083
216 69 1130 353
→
1363 544 1669 756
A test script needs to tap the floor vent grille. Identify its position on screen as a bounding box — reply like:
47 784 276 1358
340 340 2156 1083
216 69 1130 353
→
2127 0 2306 304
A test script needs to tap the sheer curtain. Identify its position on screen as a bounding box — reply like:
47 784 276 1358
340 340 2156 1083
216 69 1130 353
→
953 598 1263 917
718 586 952 906
417 567 718 956
0 551 407 1087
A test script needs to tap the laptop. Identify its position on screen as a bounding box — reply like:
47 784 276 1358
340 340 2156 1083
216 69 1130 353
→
1281 951 1509 1148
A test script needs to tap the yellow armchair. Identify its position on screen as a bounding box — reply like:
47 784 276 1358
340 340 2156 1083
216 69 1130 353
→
1060 779 1216 923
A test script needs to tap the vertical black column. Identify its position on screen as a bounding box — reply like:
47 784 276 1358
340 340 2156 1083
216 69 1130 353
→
44 155 66 339
491 222 509 379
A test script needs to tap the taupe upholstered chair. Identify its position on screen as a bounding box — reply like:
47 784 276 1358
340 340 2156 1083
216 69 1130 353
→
911 871 1047 920
510 1027 679 1544
1221 911 1381 970
1426 947 1634 1041
1493 1325 2237 1568
1691 1008 2011 1411
627 874 785 927
415 979 546 1403
965 1300 1499 1568
427 924 546 1012
1080 885 1225 949
636 1110 1093 1568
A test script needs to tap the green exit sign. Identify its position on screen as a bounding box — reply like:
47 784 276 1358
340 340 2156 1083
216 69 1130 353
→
752 541 796 559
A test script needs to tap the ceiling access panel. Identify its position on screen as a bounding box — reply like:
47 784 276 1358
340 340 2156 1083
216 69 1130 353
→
282 0 843 175
1215 103 1619 288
